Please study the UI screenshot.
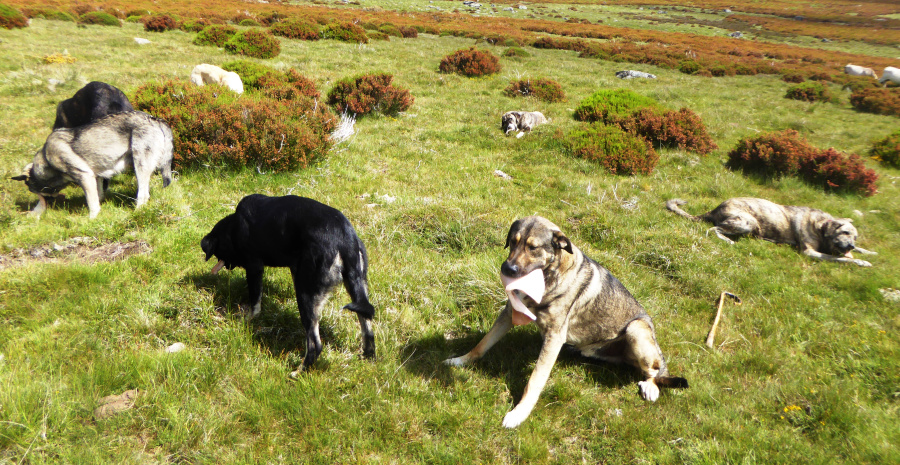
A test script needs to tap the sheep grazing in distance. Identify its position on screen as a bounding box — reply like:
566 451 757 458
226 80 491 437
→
190 64 244 94
844 64 877 79
878 66 900 87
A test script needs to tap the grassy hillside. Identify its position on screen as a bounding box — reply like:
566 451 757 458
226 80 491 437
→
0 4 898 464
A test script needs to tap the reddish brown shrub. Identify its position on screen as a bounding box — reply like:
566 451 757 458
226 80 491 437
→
193 24 237 47
270 20 319 40
143 14 177 32
614 108 718 155
503 78 566 103
326 73 413 117
399 25 418 38
850 88 900 117
180 18 210 33
568 123 659 175
224 29 281 59
439 48 501 77
321 21 368 43
727 130 878 196
785 81 834 103
869 129 900 169
259 68 320 101
0 4 28 29
781 72 805 83
132 79 335 172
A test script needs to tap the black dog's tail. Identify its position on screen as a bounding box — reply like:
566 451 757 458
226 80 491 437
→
341 234 375 319
655 376 689 389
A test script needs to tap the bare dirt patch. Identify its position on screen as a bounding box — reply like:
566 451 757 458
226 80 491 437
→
0 237 151 270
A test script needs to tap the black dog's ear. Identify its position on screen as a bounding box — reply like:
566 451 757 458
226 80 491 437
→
552 230 573 254
505 220 522 249
200 236 216 261
11 175 27 181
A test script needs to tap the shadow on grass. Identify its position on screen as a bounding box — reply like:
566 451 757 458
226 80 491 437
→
12 181 142 215
401 328 646 402
185 270 348 373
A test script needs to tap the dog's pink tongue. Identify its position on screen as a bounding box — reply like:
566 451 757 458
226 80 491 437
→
501 269 545 326
210 260 225 275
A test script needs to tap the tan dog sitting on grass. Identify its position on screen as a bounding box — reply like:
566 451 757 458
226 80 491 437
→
445 216 687 428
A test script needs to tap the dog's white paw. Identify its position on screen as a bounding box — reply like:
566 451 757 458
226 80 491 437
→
502 407 531 429
638 381 660 402
444 356 467 367
854 259 872 267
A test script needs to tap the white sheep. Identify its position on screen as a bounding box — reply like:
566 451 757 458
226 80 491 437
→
878 66 900 87
844 64 877 79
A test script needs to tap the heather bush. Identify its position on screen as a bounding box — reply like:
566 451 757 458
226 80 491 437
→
399 26 418 38
221 60 274 88
785 81 834 103
321 22 368 43
727 130 878 196
125 9 151 17
270 20 319 40
258 69 320 101
869 129 900 168
180 18 210 33
503 47 530 58
24 8 74 21
678 60 702 75
573 89 661 124
439 48 501 77
239 18 260 27
781 72 805 83
327 73 413 117
850 87 900 117
503 78 566 103
379 24 401 38
568 124 659 175
78 11 120 27
224 30 281 59
0 4 27 29
144 15 177 32
368 31 389 41
615 108 718 155
132 79 335 171
194 24 237 47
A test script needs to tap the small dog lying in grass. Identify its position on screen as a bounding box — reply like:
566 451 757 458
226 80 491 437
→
667 197 876 267
446 216 687 428
501 111 547 137
201 194 376 373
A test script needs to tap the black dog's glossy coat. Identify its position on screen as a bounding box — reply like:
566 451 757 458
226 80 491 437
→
53 81 134 129
201 194 375 370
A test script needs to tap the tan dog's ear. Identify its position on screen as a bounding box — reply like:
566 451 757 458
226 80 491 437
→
552 230 573 254
505 219 521 249
12 163 33 181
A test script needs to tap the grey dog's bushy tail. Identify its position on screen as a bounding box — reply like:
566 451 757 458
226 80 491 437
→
656 376 689 389
666 199 701 222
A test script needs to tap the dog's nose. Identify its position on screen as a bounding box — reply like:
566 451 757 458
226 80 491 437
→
501 261 519 277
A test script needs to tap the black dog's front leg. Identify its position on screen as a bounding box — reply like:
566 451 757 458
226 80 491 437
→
245 266 265 319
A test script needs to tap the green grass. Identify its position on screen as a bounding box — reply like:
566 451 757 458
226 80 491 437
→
1 12 899 464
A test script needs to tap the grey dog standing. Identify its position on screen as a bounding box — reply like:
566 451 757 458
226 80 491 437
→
446 216 687 428
12 111 173 219
667 197 875 267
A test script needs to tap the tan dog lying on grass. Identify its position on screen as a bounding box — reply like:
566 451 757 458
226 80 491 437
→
445 216 688 428
667 197 876 267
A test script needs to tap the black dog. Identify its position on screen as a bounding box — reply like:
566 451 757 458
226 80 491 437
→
53 81 134 129
201 194 376 372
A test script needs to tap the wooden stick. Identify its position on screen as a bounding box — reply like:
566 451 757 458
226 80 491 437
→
706 292 741 349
